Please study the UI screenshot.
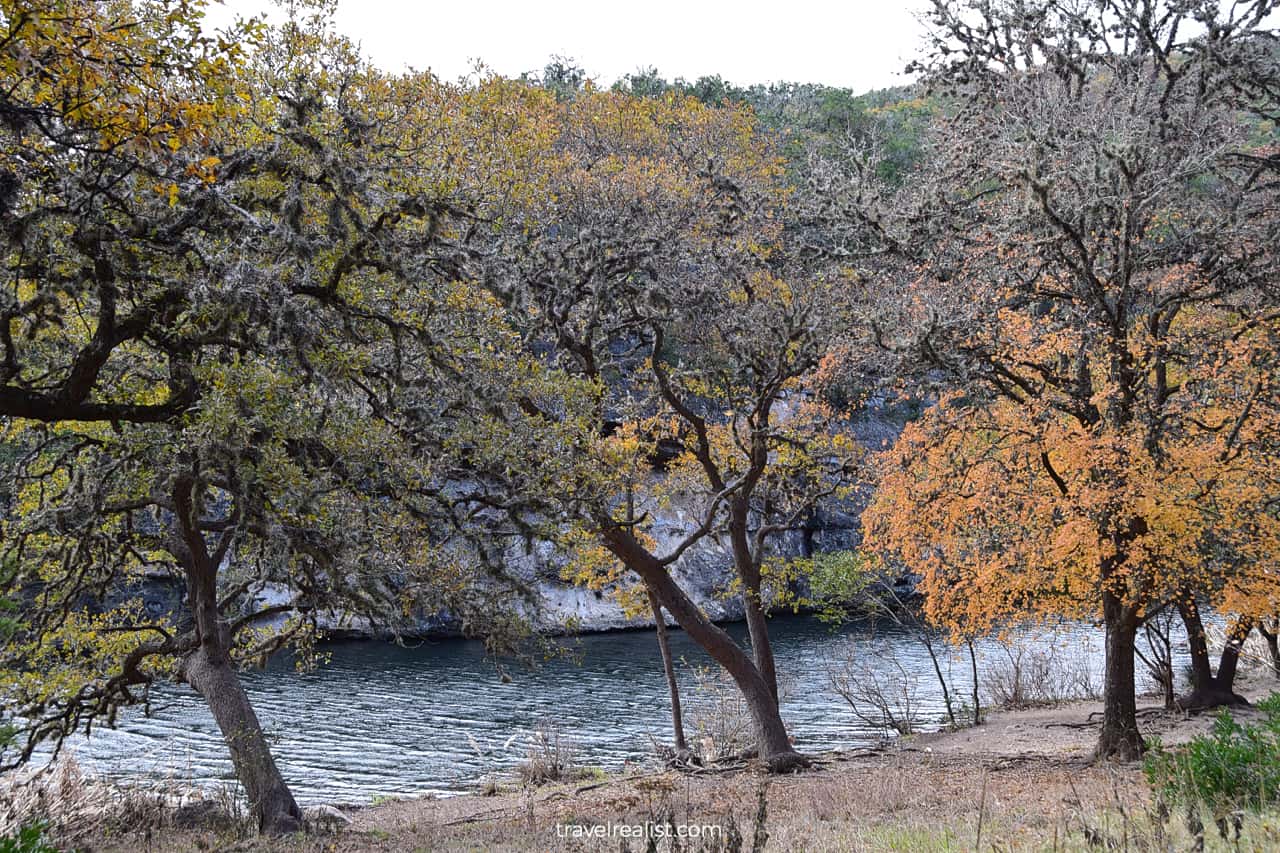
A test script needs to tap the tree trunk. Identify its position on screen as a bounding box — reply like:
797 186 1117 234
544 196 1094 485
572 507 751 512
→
741 582 779 703
1178 596 1214 693
1158 661 1176 711
183 640 304 835
647 584 687 753
1215 616 1251 689
1096 593 1144 761
967 640 982 726
921 632 957 728
1136 611 1176 710
603 529 805 772
1176 598 1250 710
729 498 779 702
1260 619 1280 680
173 475 303 835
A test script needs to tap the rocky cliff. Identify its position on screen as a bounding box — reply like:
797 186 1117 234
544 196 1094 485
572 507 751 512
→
130 403 903 639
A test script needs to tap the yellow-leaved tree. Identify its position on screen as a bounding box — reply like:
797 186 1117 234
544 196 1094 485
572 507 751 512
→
385 85 867 771
0 1 579 833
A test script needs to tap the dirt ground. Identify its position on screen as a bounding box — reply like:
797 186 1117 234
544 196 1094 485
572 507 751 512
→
66 669 1280 852
911 675 1273 760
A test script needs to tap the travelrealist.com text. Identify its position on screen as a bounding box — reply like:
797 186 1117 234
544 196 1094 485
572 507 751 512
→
555 822 724 840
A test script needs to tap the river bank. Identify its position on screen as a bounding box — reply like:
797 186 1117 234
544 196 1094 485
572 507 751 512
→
48 615 1085 803
27 668 1279 852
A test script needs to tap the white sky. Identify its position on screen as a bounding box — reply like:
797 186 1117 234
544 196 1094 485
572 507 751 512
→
202 0 930 92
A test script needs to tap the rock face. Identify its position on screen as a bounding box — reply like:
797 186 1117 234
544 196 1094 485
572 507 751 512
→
136 404 903 639
500 511 854 636
490 402 899 635
230 500 860 640
129 489 864 640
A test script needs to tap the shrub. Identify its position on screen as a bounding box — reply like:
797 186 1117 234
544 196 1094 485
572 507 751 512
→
0 822 59 853
685 665 756 762
1144 693 1280 835
828 641 923 736
516 720 578 786
981 637 1099 709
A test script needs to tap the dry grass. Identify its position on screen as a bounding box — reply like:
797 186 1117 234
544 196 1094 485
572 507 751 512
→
515 720 580 786
684 665 757 762
0 754 248 848
72 751 1280 852
981 637 1101 710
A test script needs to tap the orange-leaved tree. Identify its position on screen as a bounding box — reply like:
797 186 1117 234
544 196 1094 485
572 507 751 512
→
817 0 1280 758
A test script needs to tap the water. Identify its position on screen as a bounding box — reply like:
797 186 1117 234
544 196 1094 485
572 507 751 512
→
62 616 1118 805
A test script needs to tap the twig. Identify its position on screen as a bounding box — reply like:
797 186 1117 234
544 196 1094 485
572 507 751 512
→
975 769 990 852
440 807 518 827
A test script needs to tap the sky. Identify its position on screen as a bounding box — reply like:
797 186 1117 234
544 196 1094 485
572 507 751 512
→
202 0 931 92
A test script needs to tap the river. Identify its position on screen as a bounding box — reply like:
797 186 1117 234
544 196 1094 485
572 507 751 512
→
63 616 1124 805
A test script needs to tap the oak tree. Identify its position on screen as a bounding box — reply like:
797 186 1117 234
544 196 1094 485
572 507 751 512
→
0 1 541 831
416 86 865 771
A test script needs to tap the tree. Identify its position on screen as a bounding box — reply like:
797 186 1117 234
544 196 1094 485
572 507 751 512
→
0 0 318 830
1175 596 1253 709
391 87 864 771
525 55 588 100
0 1 539 831
821 0 1280 759
1260 617 1280 679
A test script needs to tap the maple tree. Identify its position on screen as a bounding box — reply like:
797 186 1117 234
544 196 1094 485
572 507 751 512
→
818 0 1280 759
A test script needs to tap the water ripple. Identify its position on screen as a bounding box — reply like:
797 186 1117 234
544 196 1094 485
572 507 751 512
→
55 617 1150 804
